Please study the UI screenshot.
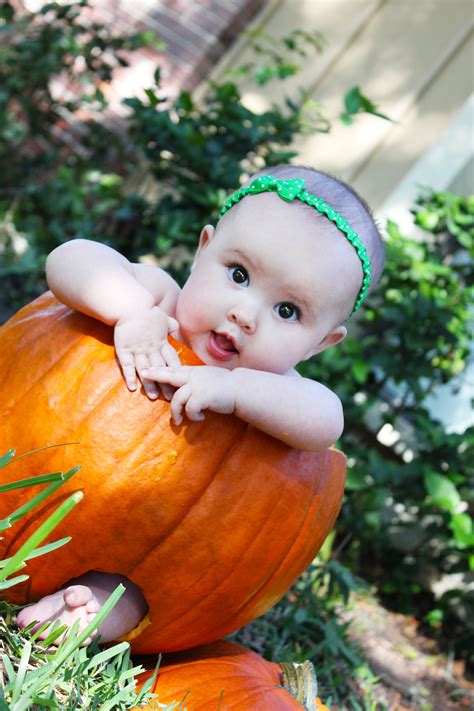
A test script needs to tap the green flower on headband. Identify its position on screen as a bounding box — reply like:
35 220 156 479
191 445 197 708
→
246 176 306 202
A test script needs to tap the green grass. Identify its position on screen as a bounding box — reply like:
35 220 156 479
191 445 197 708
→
0 448 167 709
0 599 167 709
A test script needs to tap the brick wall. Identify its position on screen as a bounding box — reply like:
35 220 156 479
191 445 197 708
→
80 0 267 114
16 0 267 119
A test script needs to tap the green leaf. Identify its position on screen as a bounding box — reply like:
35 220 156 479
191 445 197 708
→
345 469 368 490
344 86 362 115
352 361 369 384
339 112 353 125
424 471 461 513
449 513 474 546
144 88 159 108
341 85 394 123
415 209 440 231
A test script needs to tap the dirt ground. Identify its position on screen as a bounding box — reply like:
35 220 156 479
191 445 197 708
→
344 596 474 710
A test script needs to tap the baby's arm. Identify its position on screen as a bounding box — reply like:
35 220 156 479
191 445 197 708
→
46 239 181 397
46 239 179 324
233 368 343 451
141 365 343 451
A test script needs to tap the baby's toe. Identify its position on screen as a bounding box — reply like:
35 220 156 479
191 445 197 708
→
64 584 93 608
85 599 100 614
16 606 36 629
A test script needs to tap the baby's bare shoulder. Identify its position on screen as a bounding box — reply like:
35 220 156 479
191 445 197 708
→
131 263 180 296
285 368 302 379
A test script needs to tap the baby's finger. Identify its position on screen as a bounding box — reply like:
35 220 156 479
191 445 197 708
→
135 353 159 400
184 396 206 422
149 352 174 401
161 341 182 368
116 349 138 391
142 366 190 388
170 384 192 425
167 316 180 337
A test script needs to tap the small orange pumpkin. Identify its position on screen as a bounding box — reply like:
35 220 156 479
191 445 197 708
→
0 293 345 654
134 640 329 710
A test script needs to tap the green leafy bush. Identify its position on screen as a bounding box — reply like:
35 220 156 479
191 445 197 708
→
299 190 473 663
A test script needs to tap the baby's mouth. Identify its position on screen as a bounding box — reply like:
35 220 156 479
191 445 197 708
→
215 332 238 352
208 331 239 360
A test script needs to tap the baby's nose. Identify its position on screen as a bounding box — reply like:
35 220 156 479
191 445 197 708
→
227 306 256 333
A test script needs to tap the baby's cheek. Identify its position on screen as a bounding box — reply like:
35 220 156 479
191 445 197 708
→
255 335 304 373
176 295 210 337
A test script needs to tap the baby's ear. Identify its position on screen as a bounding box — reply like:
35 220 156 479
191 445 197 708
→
191 225 215 269
198 225 215 251
308 325 347 358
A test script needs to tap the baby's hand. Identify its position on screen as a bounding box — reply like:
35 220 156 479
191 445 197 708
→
140 365 237 425
114 306 181 400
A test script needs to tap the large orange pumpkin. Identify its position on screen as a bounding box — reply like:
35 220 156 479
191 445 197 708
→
0 293 346 654
134 640 329 710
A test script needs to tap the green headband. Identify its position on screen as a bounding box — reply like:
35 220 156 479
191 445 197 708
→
219 174 372 313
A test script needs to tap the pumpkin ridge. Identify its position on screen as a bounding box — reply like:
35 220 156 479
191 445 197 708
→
0 299 76 383
0 336 114 428
222 451 344 622
158 665 285 709
223 685 297 709
189 450 345 641
0 292 64 333
235 453 344 603
152 453 317 639
125 424 250 579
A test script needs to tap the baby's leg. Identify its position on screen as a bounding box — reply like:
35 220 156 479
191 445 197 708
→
16 571 148 644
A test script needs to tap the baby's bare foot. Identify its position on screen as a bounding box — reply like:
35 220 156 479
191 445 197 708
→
16 584 100 644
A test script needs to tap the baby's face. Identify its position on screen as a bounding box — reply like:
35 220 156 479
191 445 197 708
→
176 195 362 373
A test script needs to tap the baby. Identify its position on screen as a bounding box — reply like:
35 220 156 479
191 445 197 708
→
17 164 384 644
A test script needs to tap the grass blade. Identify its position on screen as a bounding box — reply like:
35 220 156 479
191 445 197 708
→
84 642 130 670
1 653 16 684
0 472 66 493
4 467 80 526
0 491 83 583
1 443 81 468
134 656 161 704
11 641 32 703
0 574 29 590
100 681 141 711
0 450 16 469
28 620 66 645
0 537 72 569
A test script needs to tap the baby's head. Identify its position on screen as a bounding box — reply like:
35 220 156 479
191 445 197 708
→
176 165 384 373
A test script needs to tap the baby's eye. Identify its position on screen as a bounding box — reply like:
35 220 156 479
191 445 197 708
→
275 302 299 321
228 265 249 286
